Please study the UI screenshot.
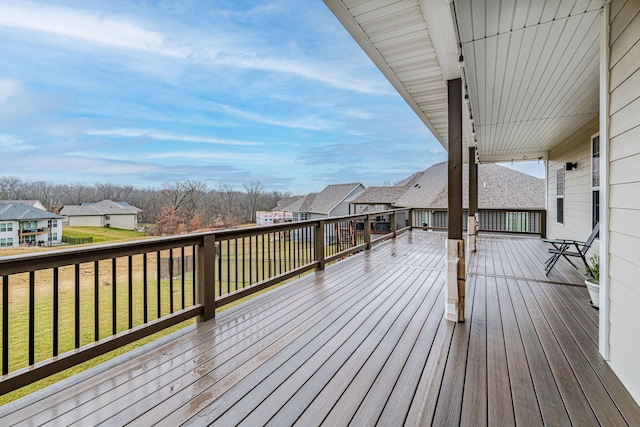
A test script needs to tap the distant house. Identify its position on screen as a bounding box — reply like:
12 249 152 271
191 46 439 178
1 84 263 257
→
0 202 63 248
60 200 141 230
281 183 365 221
0 200 48 211
350 162 544 231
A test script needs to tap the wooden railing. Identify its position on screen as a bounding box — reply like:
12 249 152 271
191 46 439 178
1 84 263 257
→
0 208 410 395
410 209 546 237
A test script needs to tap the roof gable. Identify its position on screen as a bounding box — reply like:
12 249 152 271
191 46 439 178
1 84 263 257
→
0 203 62 221
61 200 140 216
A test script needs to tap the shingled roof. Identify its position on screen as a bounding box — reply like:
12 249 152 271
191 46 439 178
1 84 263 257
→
61 200 140 216
352 162 544 210
281 183 364 215
0 203 62 221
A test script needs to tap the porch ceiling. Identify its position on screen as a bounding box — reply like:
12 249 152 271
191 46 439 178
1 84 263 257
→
325 0 604 163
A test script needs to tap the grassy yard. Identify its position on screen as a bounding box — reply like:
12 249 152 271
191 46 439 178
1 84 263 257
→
63 226 146 243
0 227 361 404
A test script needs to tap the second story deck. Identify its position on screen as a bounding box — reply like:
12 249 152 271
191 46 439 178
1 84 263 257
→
2 229 639 426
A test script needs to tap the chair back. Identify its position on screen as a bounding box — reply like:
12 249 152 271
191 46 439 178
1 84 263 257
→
581 222 600 255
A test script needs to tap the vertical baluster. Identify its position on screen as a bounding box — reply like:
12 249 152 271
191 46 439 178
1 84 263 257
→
169 248 174 313
226 240 230 295
248 235 253 286
53 268 59 356
192 245 197 305
143 253 148 323
156 251 161 318
181 247 185 309
75 264 80 349
261 233 265 281
242 237 246 288
2 275 8 374
112 258 117 335
93 261 99 342
29 271 35 364
217 241 222 298
234 239 238 291
128 255 133 329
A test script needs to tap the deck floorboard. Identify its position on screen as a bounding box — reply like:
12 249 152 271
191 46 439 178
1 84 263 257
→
2 230 640 426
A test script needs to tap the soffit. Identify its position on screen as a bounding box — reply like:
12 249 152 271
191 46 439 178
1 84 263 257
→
455 0 604 162
324 0 472 158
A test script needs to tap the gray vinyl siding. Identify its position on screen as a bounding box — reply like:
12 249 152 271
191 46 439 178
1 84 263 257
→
546 116 599 257
68 215 103 227
607 0 640 403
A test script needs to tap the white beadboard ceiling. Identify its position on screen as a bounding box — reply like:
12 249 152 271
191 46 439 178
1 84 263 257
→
325 0 604 163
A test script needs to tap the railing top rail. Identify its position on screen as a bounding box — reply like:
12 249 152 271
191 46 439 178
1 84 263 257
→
0 208 415 275
0 234 204 275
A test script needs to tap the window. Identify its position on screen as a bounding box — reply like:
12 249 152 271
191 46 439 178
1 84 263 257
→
1 222 13 232
0 238 5 247
556 168 565 224
7 238 12 246
592 135 600 229
52 233 58 241
51 219 58 227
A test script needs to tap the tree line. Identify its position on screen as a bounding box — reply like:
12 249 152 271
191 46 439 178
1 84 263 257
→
0 176 291 234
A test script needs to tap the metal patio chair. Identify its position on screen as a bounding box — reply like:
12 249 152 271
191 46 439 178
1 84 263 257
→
544 222 599 276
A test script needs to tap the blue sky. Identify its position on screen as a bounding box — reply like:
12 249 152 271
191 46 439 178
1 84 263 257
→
0 0 542 194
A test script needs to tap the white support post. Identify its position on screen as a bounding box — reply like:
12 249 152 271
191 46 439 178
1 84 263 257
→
599 2 610 359
445 239 465 322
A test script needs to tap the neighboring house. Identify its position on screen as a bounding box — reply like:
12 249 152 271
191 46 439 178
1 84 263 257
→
350 162 544 232
60 200 141 230
281 183 365 221
255 211 293 226
0 202 63 248
0 200 48 211
272 196 303 211
327 0 640 404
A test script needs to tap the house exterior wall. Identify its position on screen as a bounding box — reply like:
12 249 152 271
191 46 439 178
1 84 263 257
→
107 214 137 230
329 186 365 217
67 215 103 227
546 116 599 249
0 220 18 248
606 0 640 403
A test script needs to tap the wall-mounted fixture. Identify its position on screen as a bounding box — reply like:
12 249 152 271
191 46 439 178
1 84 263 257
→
565 162 578 171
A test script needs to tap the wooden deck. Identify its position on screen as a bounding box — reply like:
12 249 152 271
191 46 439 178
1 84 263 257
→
2 231 640 426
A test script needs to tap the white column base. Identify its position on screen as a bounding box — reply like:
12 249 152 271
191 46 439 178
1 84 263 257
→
468 216 477 252
445 238 466 322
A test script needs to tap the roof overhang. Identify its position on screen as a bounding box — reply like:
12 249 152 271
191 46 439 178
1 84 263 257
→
325 0 604 164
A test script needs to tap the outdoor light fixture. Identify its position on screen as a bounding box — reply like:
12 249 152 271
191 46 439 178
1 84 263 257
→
566 162 578 171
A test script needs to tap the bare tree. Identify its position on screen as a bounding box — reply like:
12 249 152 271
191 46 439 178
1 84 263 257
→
0 176 23 199
216 183 239 227
61 182 95 205
243 181 264 223
161 180 207 225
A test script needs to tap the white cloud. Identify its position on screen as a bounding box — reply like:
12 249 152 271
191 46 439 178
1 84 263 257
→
214 54 386 95
0 78 23 102
0 1 187 57
146 150 289 165
0 133 34 151
85 129 262 146
214 103 335 131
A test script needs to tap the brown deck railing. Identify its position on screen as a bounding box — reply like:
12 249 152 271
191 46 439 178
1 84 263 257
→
411 208 546 237
0 207 541 394
0 209 411 395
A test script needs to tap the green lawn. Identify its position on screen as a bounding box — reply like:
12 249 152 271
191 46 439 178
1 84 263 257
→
0 229 363 404
63 226 146 243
